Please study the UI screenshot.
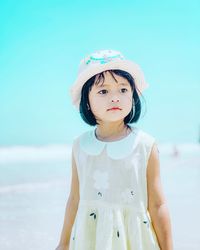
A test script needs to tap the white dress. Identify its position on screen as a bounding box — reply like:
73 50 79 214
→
69 125 161 250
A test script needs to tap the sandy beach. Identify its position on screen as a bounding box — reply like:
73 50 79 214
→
0 143 200 250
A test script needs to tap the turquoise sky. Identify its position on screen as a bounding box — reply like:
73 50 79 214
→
1 0 200 146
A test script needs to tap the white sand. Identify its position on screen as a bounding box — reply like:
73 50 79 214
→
0 144 200 250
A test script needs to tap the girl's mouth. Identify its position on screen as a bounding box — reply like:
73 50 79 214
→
107 107 122 111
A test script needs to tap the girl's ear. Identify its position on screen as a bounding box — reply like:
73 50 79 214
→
87 103 90 110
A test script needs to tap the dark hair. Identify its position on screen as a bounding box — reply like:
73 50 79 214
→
79 69 145 126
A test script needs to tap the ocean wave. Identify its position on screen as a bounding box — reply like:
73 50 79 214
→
0 144 72 164
0 143 199 164
0 180 67 194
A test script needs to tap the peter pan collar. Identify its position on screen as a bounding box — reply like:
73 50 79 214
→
79 125 141 160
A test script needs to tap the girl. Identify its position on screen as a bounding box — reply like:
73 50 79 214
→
55 49 173 250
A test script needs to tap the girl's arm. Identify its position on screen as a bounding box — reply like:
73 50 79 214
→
147 143 174 250
55 149 80 250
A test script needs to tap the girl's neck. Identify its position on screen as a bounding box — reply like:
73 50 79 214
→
95 122 131 141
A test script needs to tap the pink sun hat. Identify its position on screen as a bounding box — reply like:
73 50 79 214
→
69 49 149 109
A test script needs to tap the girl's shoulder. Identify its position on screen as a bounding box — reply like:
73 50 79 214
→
139 128 157 145
138 129 158 160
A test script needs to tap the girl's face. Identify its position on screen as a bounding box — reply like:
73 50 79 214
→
88 71 133 124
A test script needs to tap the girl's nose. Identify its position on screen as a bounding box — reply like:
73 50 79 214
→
111 98 120 103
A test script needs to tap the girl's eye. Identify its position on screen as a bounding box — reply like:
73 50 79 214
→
120 88 128 93
98 89 108 94
98 88 128 95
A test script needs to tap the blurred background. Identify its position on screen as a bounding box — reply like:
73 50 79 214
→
0 0 200 249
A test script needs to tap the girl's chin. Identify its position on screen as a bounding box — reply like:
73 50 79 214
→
94 111 130 122
104 115 128 122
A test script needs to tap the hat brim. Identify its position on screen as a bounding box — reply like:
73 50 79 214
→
70 60 149 109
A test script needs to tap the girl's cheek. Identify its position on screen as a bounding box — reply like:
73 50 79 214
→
121 93 132 101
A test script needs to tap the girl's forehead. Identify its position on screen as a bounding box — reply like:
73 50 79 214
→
94 71 129 86
95 82 130 89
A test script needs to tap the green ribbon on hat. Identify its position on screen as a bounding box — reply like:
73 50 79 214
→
86 53 124 65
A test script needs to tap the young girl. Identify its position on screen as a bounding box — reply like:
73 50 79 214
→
55 49 173 250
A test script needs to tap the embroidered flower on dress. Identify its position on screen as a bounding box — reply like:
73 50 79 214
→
93 169 110 190
112 212 125 239
121 188 135 204
90 212 97 220
143 220 150 228
97 191 103 197
143 214 151 229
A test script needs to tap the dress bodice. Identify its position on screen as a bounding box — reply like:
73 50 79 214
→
72 125 156 210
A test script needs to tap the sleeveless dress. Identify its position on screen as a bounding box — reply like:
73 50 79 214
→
68 125 161 250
